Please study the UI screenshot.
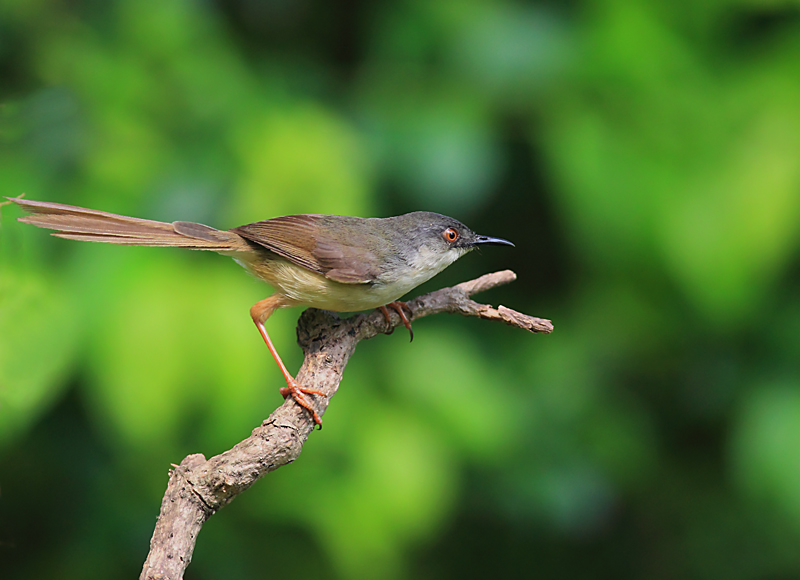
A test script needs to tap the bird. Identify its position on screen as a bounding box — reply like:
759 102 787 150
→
7 196 514 427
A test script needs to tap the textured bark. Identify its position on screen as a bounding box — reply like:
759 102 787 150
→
140 270 552 580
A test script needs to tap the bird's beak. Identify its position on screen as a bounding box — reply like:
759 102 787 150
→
473 235 515 247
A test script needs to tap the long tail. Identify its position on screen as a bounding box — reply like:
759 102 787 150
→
7 197 251 252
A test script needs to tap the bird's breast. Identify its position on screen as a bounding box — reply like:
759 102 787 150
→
233 252 411 311
232 244 466 312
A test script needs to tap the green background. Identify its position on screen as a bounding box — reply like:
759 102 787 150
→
3 0 800 578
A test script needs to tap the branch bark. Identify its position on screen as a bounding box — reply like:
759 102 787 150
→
139 270 552 580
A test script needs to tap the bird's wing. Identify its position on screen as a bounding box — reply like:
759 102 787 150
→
230 215 380 284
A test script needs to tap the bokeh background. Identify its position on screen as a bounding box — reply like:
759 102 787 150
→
3 0 800 578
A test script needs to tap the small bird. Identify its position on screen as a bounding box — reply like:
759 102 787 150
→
7 197 514 427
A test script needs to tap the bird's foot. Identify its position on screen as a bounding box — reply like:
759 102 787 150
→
378 301 414 342
280 379 326 429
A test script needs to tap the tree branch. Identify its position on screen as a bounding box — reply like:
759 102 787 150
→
139 270 552 580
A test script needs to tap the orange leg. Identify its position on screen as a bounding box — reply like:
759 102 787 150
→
251 295 326 428
378 301 414 342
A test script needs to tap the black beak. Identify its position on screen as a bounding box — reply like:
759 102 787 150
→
473 234 515 247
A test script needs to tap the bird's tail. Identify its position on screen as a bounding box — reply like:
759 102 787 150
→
7 196 251 252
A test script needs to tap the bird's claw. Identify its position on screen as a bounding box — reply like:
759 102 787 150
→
280 380 326 429
379 301 414 342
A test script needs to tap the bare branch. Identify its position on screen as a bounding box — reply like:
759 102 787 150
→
403 270 553 334
140 270 552 580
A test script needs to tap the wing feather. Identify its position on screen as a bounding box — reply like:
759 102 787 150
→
230 215 381 284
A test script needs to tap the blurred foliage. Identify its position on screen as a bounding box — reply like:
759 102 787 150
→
2 0 800 578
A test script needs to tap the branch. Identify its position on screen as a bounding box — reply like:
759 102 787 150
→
140 270 552 580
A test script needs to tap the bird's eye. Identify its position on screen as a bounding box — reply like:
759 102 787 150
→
443 227 459 243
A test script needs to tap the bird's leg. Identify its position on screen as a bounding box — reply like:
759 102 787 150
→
250 295 326 428
378 301 414 342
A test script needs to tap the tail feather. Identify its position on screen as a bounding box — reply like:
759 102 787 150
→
7 197 248 251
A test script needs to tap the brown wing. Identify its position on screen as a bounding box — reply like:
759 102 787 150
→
230 215 381 284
